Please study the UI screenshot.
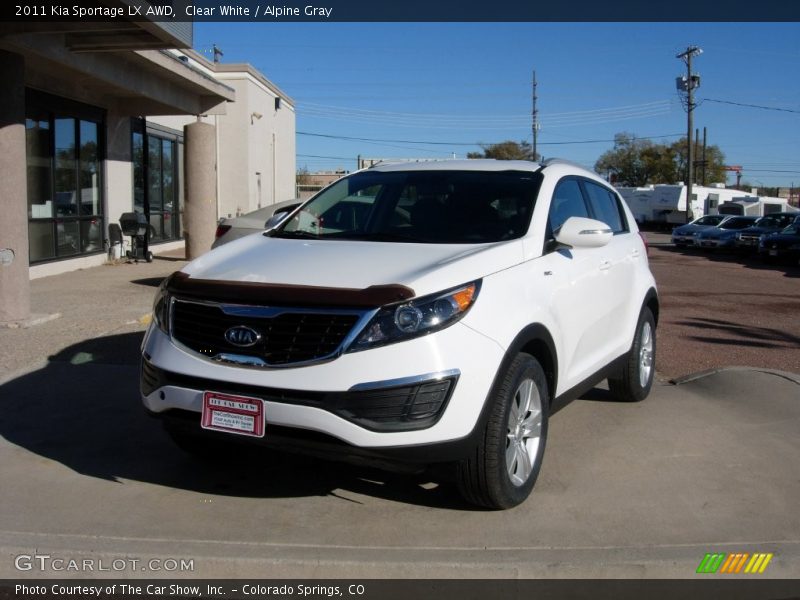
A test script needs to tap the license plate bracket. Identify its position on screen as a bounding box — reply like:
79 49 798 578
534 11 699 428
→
201 391 265 438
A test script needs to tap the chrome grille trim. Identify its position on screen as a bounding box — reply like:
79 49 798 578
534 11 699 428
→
169 298 376 369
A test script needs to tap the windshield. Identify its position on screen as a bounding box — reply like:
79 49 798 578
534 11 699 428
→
273 170 542 244
695 215 725 226
720 217 756 230
780 224 800 235
755 215 786 228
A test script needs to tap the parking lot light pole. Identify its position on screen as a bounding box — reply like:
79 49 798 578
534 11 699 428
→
677 46 702 224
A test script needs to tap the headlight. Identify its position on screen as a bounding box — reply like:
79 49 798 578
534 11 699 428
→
152 277 171 333
348 281 481 352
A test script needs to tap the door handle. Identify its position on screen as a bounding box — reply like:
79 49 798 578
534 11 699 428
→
599 259 611 271
630 249 641 259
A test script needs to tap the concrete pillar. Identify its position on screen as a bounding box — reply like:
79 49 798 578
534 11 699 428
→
183 121 217 259
0 52 30 324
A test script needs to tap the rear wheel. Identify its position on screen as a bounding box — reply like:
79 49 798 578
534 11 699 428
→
608 307 656 402
457 354 549 509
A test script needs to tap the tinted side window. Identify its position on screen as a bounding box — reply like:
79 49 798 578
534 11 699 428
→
583 181 627 233
549 179 589 234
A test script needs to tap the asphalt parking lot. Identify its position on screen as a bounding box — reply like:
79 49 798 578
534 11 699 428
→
0 243 798 579
644 232 800 377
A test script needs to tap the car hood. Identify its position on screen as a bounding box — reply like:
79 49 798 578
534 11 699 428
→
698 228 734 239
762 232 800 247
740 226 778 235
181 234 525 299
674 224 710 235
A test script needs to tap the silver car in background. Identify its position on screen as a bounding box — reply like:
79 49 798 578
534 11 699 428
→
671 214 729 246
212 199 301 248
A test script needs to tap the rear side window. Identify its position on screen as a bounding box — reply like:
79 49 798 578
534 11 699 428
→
549 179 589 234
583 181 628 234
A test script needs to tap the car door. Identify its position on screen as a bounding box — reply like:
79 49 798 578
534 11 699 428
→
539 177 619 391
580 179 642 360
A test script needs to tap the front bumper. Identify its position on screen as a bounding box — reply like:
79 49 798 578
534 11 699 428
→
141 321 504 450
695 237 734 249
671 233 695 245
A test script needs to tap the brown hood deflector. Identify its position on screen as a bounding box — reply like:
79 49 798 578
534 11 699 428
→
166 271 415 308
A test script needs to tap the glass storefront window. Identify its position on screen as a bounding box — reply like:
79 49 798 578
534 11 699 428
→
133 124 180 243
26 92 104 264
26 116 52 219
162 139 175 241
56 219 80 257
79 120 100 216
54 118 77 217
28 220 55 263
132 132 144 213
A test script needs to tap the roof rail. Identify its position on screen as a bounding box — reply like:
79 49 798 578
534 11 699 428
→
541 158 591 171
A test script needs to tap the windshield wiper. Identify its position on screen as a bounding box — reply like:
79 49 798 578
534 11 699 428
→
269 230 321 239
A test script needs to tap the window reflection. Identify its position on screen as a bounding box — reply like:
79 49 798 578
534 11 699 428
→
25 98 104 263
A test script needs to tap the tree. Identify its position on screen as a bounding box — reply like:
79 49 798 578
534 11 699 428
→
594 132 727 187
296 166 313 186
468 140 538 161
668 139 727 186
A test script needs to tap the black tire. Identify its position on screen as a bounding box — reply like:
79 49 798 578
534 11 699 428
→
457 354 549 509
146 251 154 263
608 307 656 402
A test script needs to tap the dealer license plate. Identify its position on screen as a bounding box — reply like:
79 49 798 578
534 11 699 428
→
769 250 778 257
201 391 265 438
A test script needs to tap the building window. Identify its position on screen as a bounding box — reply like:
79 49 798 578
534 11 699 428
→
26 92 104 263
132 122 181 242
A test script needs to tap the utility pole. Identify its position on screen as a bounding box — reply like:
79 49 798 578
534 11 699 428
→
676 45 702 223
702 126 707 186
532 70 539 162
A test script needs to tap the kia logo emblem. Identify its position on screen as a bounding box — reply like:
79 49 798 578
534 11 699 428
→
224 325 262 348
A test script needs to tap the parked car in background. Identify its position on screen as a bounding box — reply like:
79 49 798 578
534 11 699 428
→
671 214 728 247
694 216 758 250
758 218 800 263
212 198 302 248
142 159 659 510
735 212 799 252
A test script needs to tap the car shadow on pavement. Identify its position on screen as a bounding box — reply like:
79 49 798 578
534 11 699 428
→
0 332 476 510
677 317 800 350
658 244 800 278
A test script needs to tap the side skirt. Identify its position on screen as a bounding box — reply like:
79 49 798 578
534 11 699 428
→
550 353 629 415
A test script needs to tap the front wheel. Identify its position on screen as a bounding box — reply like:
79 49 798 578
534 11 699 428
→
608 307 656 402
457 354 549 509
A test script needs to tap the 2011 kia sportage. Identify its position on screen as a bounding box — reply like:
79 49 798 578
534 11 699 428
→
141 159 658 509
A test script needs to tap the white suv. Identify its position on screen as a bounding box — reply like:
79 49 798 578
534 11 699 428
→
142 159 658 509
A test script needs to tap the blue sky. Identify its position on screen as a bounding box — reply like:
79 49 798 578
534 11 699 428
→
194 22 800 188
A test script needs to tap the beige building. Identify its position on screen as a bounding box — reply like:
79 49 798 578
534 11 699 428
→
0 14 296 325
148 50 296 220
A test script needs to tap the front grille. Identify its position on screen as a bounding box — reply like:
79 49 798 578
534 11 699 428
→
171 300 362 366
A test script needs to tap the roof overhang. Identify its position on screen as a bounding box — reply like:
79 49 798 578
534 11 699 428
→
0 22 234 116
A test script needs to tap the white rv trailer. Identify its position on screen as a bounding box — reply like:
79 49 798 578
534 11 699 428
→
615 184 793 225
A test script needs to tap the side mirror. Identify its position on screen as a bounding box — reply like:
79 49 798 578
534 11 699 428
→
264 211 289 230
555 216 613 248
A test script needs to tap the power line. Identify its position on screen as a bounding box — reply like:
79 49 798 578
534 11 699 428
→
298 100 672 130
297 130 683 147
702 98 800 115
